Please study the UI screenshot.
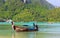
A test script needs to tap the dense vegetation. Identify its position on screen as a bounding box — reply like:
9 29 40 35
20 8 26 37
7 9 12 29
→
0 0 60 22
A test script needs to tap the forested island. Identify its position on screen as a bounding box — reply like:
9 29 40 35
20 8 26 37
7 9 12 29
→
0 0 60 22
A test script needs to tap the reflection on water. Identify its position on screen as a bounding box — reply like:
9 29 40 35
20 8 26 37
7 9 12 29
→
12 31 60 38
0 29 60 38
12 31 37 38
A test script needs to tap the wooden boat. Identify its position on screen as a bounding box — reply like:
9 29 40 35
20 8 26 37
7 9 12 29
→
11 22 38 32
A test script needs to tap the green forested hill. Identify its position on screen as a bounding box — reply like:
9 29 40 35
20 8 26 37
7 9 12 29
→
0 0 59 22
46 8 60 22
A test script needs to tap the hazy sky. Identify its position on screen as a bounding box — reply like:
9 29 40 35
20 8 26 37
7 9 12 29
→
46 0 60 7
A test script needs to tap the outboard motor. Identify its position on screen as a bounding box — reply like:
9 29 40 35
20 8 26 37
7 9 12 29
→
33 23 38 31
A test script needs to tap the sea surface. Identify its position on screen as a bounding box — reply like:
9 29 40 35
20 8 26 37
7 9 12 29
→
0 22 60 38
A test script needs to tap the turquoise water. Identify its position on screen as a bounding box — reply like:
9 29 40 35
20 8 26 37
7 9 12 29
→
0 22 60 26
0 22 60 38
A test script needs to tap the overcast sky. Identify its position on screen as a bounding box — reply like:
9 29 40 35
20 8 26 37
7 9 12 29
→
46 0 60 7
